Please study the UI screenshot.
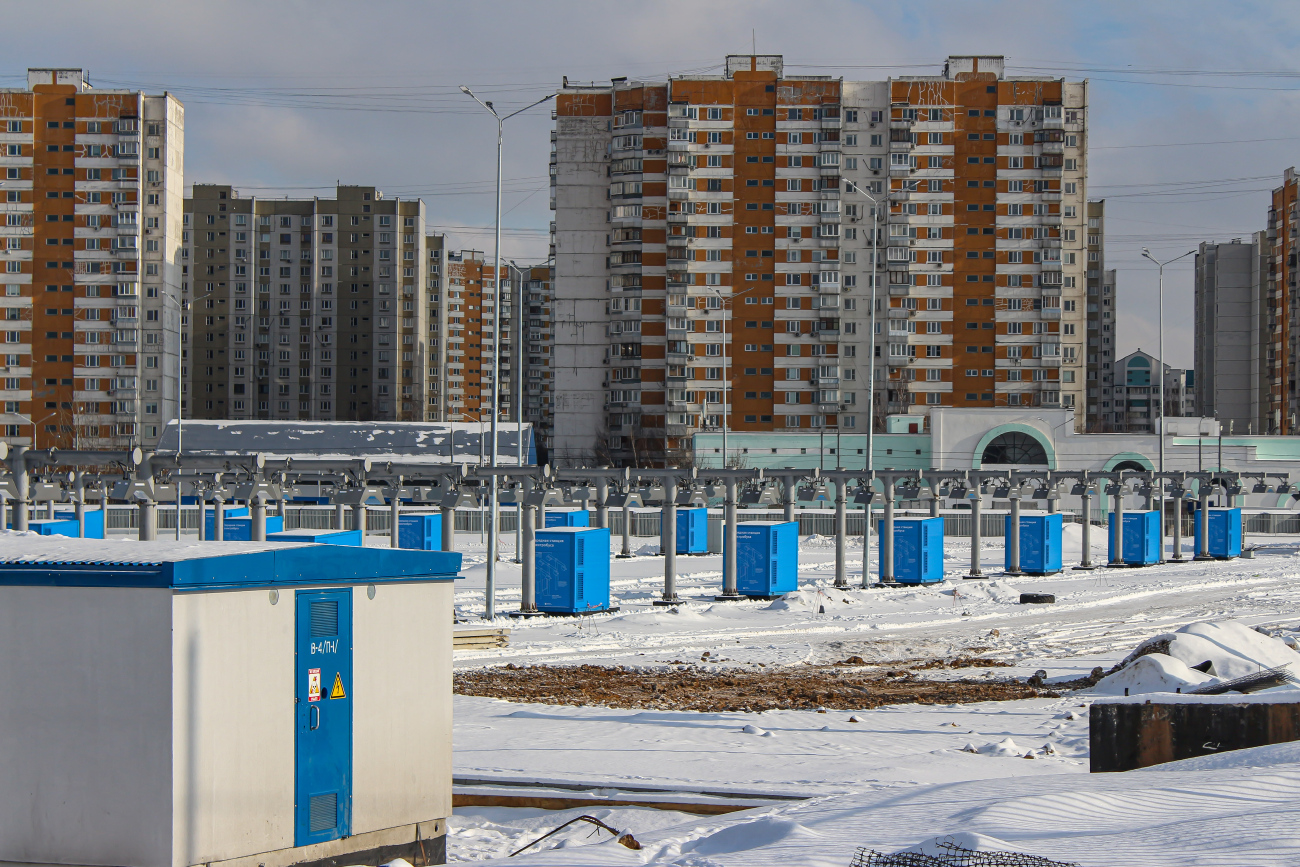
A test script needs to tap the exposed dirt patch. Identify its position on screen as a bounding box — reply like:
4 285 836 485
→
454 663 1058 712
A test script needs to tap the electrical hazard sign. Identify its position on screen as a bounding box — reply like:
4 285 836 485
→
330 672 346 700
308 668 321 703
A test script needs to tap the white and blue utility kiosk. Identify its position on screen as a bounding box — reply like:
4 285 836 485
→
0 535 461 867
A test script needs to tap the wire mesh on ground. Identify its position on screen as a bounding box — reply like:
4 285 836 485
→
851 839 1080 867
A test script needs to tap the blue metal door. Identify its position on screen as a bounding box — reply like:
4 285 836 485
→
295 589 353 846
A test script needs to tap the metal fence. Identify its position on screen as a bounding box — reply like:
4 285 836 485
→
88 503 1300 540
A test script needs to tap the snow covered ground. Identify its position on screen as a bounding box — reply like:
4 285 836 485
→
443 530 1300 865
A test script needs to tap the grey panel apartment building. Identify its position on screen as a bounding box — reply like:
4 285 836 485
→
1083 200 1118 430
1193 237 1268 432
184 185 427 421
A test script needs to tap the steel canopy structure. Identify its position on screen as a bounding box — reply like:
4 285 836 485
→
154 420 536 466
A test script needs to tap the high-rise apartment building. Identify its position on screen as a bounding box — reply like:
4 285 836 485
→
0 69 183 448
1266 168 1298 433
183 184 426 422
1193 237 1268 432
1083 200 1118 430
423 247 516 425
520 263 555 461
551 54 1088 466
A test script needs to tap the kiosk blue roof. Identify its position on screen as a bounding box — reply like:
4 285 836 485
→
0 534 462 590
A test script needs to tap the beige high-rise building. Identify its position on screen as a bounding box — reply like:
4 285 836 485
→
550 54 1089 466
0 69 183 448
184 184 426 421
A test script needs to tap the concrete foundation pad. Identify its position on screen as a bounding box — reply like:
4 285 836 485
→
652 598 685 606
517 607 621 618
206 819 446 867
712 594 746 602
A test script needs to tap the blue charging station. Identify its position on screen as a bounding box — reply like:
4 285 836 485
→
889 516 945 584
675 507 708 554
267 528 363 546
735 521 799 597
397 513 443 550
1006 512 1063 574
1109 510 1161 565
535 526 611 614
543 509 589 528
1193 507 1243 559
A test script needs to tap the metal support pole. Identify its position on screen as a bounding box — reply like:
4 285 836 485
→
251 495 266 542
197 499 206 541
782 474 795 523
215 497 225 541
334 502 345 531
389 479 402 549
833 479 847 588
596 477 609 530
658 479 679 604
929 493 939 518
441 502 455 553
73 471 85 538
1110 483 1126 566
1075 487 1095 570
719 477 739 598
1007 492 1021 575
12 445 28 532
139 498 155 541
880 479 895 583
1046 491 1059 514
535 496 546 530
1196 482 1212 560
1171 487 1184 562
619 494 632 558
861 477 873 588
520 498 536 613
967 485 984 578
358 504 367 541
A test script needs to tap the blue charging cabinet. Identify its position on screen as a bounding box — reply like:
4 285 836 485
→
735 521 799 597
397 513 443 550
203 507 249 539
535 527 611 614
206 511 284 541
1193 507 1243 559
888 516 945 584
675 507 708 554
543 509 589 528
267 528 363 546
1108 510 1161 565
1006 512 1063 574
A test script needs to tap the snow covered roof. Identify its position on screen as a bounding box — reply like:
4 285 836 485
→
155 419 535 464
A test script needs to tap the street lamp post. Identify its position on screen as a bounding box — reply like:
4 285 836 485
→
843 179 882 582
461 86 555 621
1140 247 1195 562
507 260 527 563
706 286 757 469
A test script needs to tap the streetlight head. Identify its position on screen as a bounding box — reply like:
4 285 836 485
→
459 86 472 95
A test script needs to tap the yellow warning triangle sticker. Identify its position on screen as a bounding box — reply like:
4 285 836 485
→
330 672 346 700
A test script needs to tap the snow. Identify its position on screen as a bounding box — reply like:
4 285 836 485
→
1093 652 1213 695
442 532 1300 864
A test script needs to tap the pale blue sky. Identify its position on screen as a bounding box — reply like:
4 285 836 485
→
9 0 1300 365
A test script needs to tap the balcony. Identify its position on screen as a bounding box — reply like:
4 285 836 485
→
667 187 690 200
1040 306 1061 320
665 424 691 438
